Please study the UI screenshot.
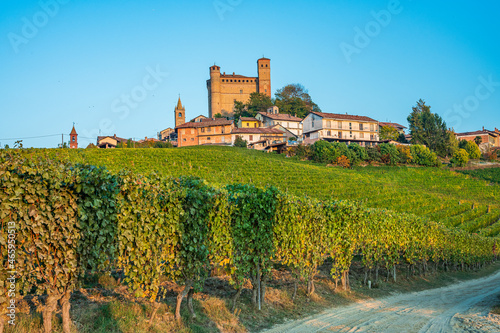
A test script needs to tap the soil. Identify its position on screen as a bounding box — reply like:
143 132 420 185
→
263 269 500 332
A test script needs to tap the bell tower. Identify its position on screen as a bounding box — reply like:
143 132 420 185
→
175 96 186 127
70 125 78 149
257 58 271 98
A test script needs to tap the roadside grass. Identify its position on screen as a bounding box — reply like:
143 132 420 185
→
5 261 500 333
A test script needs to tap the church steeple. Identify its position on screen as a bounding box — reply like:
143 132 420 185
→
175 96 186 128
69 124 78 149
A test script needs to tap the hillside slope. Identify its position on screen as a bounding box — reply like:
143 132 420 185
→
28 146 500 236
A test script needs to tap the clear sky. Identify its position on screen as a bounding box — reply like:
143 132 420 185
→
1 0 499 148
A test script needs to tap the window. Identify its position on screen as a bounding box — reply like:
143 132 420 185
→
207 127 211 133
349 123 352 130
240 90 243 94
265 89 267 93
183 138 186 142
359 124 363 130
221 136 225 143
230 80 233 82
207 137 211 140
254 123 257 128
72 137 75 142
261 64 263 67
249 135 253 141
222 79 224 82
350 131 353 138
327 121 331 128
338 121 342 129
238 80 241 82
338 131 342 138
327 130 331 136
191 138 194 141
360 132 364 138
201 128 205 133
312 121 315 128
370 124 374 131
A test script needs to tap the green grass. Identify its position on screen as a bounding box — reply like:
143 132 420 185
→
20 146 500 236
457 167 500 185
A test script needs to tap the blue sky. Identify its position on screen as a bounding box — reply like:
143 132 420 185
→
1 0 499 148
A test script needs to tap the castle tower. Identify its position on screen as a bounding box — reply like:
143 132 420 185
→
69 125 78 149
208 65 221 118
257 58 271 98
175 96 186 127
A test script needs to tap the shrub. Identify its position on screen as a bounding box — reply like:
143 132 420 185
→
348 143 368 165
397 145 412 164
464 141 481 159
379 143 400 165
233 136 248 148
410 145 440 167
335 155 351 168
451 149 469 167
288 144 312 159
366 146 381 163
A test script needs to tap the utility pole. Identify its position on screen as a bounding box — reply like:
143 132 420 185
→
61 134 64 148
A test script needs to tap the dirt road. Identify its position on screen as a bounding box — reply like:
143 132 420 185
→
263 270 500 333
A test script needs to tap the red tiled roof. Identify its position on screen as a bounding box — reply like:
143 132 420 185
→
379 122 407 129
97 135 130 143
456 130 498 137
310 111 378 123
240 117 258 121
176 118 233 129
232 128 284 135
70 126 77 135
257 112 302 122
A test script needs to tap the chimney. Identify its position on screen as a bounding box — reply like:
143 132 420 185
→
233 72 235 75
114 134 116 139
482 126 484 131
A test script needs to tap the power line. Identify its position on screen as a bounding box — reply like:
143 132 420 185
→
0 134 62 140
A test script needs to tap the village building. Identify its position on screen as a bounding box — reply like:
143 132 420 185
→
158 128 175 141
456 127 500 150
379 122 407 134
237 117 261 128
207 58 271 117
191 115 208 123
255 106 303 137
302 112 380 146
176 118 234 147
231 127 286 146
97 135 131 149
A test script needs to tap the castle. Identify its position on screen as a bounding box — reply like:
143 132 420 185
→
207 58 271 118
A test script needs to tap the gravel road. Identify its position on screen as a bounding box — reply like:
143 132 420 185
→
263 270 500 333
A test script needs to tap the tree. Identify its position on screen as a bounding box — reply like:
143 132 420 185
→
379 126 399 141
464 141 481 159
274 84 321 118
86 143 97 149
474 136 482 146
233 135 248 148
407 99 448 156
444 130 460 158
451 149 469 167
246 92 274 116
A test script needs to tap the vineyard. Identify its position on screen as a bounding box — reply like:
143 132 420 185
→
0 149 499 332
23 146 500 237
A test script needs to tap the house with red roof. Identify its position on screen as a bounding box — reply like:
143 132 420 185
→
231 127 286 147
176 118 234 147
302 111 380 146
455 127 500 148
255 106 303 137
